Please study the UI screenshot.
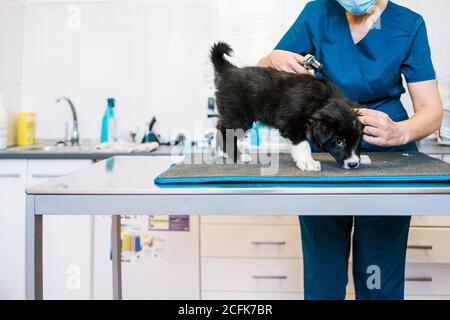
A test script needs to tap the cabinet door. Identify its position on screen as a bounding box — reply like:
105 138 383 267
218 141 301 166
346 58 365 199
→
0 160 27 299
201 216 299 225
407 228 450 263
201 224 301 258
27 160 92 184
202 291 302 300
405 264 450 296
411 216 450 227
28 159 92 300
201 257 302 293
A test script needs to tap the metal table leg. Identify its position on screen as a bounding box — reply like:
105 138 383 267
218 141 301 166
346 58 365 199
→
25 195 43 300
111 215 122 300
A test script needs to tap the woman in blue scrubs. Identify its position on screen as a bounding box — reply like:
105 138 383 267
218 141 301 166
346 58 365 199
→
258 0 443 299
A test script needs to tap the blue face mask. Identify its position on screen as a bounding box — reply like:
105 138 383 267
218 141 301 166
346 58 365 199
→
336 0 377 15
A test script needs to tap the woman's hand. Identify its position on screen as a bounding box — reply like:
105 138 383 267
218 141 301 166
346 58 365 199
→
357 108 410 147
257 50 310 75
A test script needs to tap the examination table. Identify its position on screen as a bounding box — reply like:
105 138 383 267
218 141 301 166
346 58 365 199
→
25 155 450 300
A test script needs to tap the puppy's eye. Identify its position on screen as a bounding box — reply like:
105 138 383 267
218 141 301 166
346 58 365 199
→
336 140 344 146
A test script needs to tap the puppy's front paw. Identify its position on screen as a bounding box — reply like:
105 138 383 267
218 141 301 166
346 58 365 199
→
296 159 321 171
240 154 252 163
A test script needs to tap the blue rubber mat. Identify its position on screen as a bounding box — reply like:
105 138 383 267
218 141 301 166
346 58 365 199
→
154 152 450 184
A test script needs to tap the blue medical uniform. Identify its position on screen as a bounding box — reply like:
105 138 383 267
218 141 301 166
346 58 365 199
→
275 0 436 299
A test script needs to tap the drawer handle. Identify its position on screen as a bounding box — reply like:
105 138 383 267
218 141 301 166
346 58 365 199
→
252 275 288 280
0 174 21 178
251 241 286 246
31 174 61 178
407 245 433 250
405 277 433 282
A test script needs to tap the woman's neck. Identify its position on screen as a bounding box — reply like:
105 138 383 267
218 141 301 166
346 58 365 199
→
346 0 388 24
345 0 388 44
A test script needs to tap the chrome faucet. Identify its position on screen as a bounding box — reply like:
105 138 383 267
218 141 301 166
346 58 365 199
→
56 97 79 146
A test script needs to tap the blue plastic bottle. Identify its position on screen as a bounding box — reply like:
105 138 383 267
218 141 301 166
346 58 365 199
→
100 98 117 143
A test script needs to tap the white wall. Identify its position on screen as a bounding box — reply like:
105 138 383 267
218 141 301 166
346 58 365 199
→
396 0 450 76
0 0 24 145
396 0 450 114
15 0 450 142
20 0 305 142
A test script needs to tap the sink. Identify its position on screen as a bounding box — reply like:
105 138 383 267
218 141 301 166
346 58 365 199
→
24 145 63 152
8 144 99 153
7 141 160 154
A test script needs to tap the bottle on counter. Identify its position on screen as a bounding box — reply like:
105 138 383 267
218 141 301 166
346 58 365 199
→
100 97 117 143
17 112 36 146
0 94 8 150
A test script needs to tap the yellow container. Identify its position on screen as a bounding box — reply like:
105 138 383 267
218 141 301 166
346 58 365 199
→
17 112 36 146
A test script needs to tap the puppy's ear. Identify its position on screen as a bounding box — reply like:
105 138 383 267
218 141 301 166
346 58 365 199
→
308 104 337 148
310 99 338 122
309 99 350 147
311 99 344 122
308 119 333 149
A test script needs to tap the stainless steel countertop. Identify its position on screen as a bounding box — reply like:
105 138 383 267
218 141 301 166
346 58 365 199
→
0 145 181 160
2 141 450 160
26 155 450 196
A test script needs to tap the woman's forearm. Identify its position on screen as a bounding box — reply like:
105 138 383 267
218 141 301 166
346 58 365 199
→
398 105 443 144
400 80 444 144
257 56 268 67
357 80 443 147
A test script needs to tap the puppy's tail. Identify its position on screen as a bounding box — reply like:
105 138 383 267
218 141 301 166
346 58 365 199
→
210 42 236 74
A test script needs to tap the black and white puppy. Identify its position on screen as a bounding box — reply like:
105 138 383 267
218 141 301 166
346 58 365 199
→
210 42 364 170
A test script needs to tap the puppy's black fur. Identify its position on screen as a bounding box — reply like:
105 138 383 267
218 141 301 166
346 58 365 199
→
210 42 364 168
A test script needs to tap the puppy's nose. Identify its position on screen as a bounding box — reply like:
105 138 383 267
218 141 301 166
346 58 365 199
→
347 161 359 169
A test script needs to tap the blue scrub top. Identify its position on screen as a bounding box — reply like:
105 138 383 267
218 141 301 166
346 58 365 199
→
275 0 436 152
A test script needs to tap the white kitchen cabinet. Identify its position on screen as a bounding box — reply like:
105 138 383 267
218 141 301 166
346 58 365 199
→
200 216 304 300
406 228 450 263
200 213 450 300
405 295 450 300
201 215 299 225
27 160 92 183
201 257 302 293
202 291 302 300
201 224 301 258
0 160 27 299
345 294 450 300
204 292 355 300
27 159 92 300
411 216 450 227
405 263 450 296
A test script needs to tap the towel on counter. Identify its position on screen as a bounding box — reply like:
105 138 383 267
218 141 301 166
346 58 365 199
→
95 141 159 153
